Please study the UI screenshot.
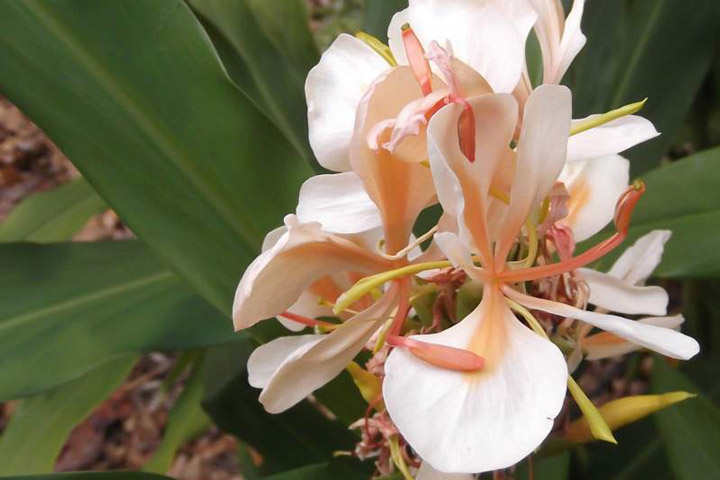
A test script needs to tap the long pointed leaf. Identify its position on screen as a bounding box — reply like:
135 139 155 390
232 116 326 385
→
0 241 234 401
0 0 312 312
0 354 137 475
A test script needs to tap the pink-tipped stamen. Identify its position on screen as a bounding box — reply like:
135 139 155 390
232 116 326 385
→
279 311 336 328
401 24 433 96
498 182 646 284
388 335 485 372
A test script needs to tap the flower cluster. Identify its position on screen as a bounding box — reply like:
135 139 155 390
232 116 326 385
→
233 0 699 477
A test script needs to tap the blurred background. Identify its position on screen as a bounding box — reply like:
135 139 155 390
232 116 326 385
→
0 0 718 479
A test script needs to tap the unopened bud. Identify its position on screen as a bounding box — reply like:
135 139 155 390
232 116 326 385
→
565 391 695 443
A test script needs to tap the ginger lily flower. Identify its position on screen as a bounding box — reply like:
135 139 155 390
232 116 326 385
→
380 86 699 475
306 0 536 173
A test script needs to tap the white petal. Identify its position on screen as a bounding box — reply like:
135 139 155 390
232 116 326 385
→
434 232 484 281
608 230 672 285
495 85 571 263
503 287 700 360
417 462 475 480
560 154 629 241
584 316 686 360
258 291 397 413
297 172 382 234
233 215 387 330
388 0 527 93
306 34 390 171
248 335 322 388
384 289 567 473
567 115 660 163
580 268 668 316
261 225 288 252
554 0 586 84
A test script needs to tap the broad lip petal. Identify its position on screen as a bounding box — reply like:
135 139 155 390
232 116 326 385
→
580 267 668 316
416 461 475 480
503 286 700 360
567 115 660 163
296 171 383 234
387 0 530 93
255 289 398 413
383 287 567 473
560 154 630 242
232 215 389 330
306 34 390 172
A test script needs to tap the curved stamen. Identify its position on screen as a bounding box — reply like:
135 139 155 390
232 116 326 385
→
278 311 336 328
498 182 645 284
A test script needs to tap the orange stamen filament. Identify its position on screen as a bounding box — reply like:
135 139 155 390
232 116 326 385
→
498 182 645 284
279 311 335 328
401 24 433 96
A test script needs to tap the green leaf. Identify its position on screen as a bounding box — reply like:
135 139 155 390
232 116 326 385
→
0 354 137 475
201 342 361 475
652 358 720 479
585 147 720 277
580 420 671 480
144 357 211 474
0 241 235 401
262 460 371 480
515 452 570 480
0 178 106 243
188 0 315 162
246 0 320 75
568 0 720 175
0 474 174 480
0 0 312 313
363 0 406 41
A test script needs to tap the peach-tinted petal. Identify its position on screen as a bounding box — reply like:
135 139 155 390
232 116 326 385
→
233 215 388 330
495 85 571 264
350 67 437 253
256 289 398 413
427 94 518 266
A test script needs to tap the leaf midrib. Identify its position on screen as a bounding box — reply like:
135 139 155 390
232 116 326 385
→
21 0 260 249
0 270 175 332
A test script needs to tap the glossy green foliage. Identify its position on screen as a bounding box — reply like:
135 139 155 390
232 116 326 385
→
0 355 137 475
0 0 312 313
0 241 234 401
